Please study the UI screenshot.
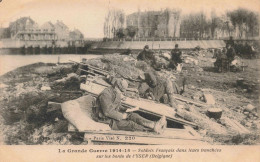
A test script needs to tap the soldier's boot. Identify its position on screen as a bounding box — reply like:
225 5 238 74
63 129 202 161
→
153 116 167 134
139 120 156 130
129 113 167 134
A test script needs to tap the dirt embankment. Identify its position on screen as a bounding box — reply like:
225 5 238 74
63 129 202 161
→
0 50 259 145
0 62 86 144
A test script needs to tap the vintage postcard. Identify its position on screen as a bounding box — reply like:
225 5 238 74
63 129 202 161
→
0 0 259 161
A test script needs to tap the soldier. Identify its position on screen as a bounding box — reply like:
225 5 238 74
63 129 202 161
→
169 44 182 70
226 44 236 63
214 48 228 72
226 36 235 48
225 44 236 71
137 45 156 65
138 70 183 106
94 78 167 134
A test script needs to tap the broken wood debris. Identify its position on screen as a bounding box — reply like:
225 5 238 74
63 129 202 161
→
68 124 207 145
221 117 250 134
70 60 142 82
176 108 227 135
80 82 198 128
88 75 208 108
173 94 207 107
79 68 99 76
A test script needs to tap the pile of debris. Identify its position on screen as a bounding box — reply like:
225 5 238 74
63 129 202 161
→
64 53 258 144
0 51 259 145
86 55 145 81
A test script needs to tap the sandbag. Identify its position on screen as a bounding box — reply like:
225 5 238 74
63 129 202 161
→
61 95 111 131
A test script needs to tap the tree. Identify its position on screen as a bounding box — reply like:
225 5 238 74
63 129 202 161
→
104 8 125 39
246 12 259 37
173 9 181 37
210 10 218 38
180 11 211 39
126 25 138 39
227 8 259 38
116 28 126 40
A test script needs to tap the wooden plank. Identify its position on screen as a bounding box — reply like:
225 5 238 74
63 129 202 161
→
80 82 198 128
232 120 250 134
71 60 142 82
70 60 109 75
84 63 109 74
87 66 109 75
93 77 111 87
176 108 227 135
68 124 205 144
79 68 98 76
172 94 207 107
222 117 250 134
184 126 202 139
68 124 199 140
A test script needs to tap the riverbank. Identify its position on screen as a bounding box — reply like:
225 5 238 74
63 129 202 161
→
0 51 259 145
0 54 101 76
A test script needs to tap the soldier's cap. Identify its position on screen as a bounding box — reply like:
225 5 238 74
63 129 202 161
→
115 78 128 93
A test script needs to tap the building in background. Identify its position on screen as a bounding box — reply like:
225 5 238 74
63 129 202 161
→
0 28 11 39
69 29 84 46
105 8 259 40
69 29 84 40
54 20 70 41
9 17 37 39
126 9 181 38
0 17 84 47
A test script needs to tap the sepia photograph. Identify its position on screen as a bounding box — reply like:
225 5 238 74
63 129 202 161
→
0 0 260 161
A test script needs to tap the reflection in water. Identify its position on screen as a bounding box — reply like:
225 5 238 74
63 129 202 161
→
0 54 101 76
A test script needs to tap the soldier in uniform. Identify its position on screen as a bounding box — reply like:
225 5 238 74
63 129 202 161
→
169 44 182 70
137 45 156 65
93 78 167 134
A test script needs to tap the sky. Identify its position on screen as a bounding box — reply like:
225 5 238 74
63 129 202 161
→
0 0 259 38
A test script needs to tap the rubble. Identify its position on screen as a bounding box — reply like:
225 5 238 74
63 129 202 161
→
0 49 259 145
0 83 8 89
41 86 51 91
245 104 256 112
51 73 80 91
203 93 216 105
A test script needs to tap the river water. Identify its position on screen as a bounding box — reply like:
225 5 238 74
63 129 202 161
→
0 54 102 76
